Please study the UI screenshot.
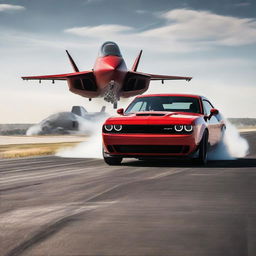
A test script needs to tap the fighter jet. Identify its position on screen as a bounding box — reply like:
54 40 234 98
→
22 41 192 108
26 106 108 135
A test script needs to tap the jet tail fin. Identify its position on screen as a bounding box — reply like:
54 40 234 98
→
131 50 142 72
100 106 106 112
66 50 80 72
71 106 87 117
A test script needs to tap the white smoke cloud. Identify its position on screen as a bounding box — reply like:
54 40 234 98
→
26 111 101 136
26 124 44 136
56 119 105 159
57 119 249 161
208 121 249 160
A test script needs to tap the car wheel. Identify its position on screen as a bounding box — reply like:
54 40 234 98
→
102 148 122 166
197 131 208 165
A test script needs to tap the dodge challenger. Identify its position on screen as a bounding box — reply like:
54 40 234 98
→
102 94 225 165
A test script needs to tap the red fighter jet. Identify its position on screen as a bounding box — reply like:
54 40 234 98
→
22 41 192 108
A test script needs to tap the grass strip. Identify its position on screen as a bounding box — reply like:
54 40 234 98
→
0 142 80 159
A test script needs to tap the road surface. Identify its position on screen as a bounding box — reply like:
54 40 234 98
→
1 132 256 256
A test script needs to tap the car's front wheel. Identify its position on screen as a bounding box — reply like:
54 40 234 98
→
103 148 122 166
197 131 208 165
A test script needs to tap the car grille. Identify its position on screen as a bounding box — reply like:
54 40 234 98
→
103 125 192 134
112 145 189 154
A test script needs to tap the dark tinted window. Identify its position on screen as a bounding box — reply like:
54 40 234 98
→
125 96 201 114
100 41 122 57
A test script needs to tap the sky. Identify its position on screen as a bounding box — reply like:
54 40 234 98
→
0 0 256 123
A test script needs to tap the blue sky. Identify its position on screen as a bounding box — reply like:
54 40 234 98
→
0 0 255 122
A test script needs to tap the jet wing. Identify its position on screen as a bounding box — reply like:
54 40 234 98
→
22 71 93 81
142 73 192 82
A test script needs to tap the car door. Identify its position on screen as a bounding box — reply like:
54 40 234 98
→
202 100 222 145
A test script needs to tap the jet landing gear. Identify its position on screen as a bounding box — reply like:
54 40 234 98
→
103 80 119 109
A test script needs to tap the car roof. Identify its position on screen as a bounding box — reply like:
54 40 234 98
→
136 94 203 99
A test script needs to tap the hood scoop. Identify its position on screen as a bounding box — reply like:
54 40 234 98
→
136 112 166 116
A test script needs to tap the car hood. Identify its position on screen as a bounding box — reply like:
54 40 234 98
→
106 111 202 125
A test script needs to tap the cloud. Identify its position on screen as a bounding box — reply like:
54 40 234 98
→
64 8 256 52
135 10 148 14
0 28 96 52
84 0 104 4
234 2 251 7
1 7 255 122
142 9 256 46
65 25 132 38
0 4 25 12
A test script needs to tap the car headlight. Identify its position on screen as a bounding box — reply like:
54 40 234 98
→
184 125 193 132
174 125 183 132
104 124 113 131
114 124 122 131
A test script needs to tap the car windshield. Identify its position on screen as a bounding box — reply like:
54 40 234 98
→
125 96 201 114
99 41 122 57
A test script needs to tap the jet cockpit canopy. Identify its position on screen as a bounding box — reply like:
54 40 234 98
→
99 41 122 57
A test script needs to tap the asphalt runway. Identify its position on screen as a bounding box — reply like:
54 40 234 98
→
1 132 256 256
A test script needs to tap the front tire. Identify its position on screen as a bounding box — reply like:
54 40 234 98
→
103 148 122 166
197 131 208 165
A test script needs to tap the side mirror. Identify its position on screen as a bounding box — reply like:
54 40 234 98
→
117 108 124 115
208 108 219 120
210 108 219 115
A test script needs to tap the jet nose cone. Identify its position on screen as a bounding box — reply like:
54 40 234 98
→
94 55 126 87
103 56 122 71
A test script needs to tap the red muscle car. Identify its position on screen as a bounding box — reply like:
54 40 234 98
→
102 94 226 165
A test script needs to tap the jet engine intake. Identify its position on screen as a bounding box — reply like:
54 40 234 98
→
71 73 97 91
123 72 150 92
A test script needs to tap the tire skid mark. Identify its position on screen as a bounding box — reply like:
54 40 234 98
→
4 202 115 256
1 163 118 187
0 157 98 168
0 157 98 173
0 158 61 167
0 182 42 192
86 167 190 202
1 163 87 181
0 156 56 165
0 160 88 174
5 214 74 256
1 167 93 186
4 167 189 256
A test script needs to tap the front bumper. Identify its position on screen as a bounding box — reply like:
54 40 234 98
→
102 133 198 157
